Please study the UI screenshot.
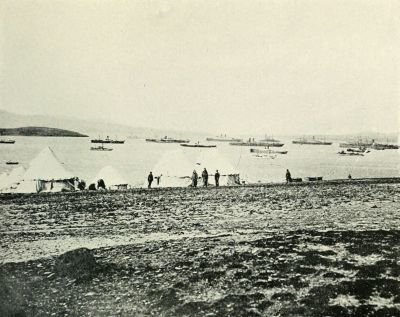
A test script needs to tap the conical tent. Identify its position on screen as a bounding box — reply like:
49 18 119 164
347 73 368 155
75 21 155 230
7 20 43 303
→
3 166 25 187
147 149 193 187
92 166 128 190
195 149 241 186
0 171 9 190
11 147 76 193
0 166 25 191
23 147 74 181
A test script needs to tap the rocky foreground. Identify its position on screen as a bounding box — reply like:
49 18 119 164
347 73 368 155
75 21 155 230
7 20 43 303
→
1 181 400 316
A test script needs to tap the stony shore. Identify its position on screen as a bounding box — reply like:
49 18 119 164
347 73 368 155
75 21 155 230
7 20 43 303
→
1 180 400 316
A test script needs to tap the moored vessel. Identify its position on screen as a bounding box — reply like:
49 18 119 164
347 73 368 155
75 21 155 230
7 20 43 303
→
371 143 399 150
250 148 287 154
259 134 281 142
6 161 19 165
230 141 284 147
206 134 242 142
292 136 332 145
90 145 113 151
181 142 216 148
0 139 16 144
91 136 125 144
339 138 374 148
146 136 190 144
337 150 364 156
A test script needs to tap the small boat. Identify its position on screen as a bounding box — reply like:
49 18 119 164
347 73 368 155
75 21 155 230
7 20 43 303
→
146 136 190 143
338 150 364 156
252 154 277 159
91 136 125 144
180 142 216 148
250 148 287 154
346 148 367 153
91 145 113 151
0 139 16 144
292 136 332 145
206 134 242 142
6 161 19 165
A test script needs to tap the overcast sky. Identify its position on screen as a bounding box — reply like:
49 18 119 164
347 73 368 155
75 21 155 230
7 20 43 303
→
1 0 399 135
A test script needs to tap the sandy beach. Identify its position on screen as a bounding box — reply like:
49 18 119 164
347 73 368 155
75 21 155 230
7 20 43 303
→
1 179 400 316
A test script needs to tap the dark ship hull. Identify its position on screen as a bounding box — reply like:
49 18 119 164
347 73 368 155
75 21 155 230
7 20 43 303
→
230 142 284 147
180 144 216 148
91 140 125 144
292 140 332 145
146 138 189 143
206 137 242 142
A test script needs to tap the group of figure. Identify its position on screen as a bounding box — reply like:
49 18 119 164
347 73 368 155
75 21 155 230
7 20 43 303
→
88 178 106 190
191 168 220 187
147 168 221 188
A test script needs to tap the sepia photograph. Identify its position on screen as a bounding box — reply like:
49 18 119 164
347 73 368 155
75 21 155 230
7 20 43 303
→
0 0 399 316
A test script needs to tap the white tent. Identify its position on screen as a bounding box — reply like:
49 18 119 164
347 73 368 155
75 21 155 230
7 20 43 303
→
0 166 26 192
91 166 128 190
0 171 9 190
9 147 76 193
147 149 193 187
195 149 241 186
23 147 74 181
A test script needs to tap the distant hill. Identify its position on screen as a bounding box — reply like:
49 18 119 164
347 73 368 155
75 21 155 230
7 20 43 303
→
0 127 88 137
0 110 208 139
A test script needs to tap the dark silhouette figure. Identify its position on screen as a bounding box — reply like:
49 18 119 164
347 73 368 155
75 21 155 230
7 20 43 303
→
148 172 154 188
192 170 198 187
215 170 220 187
78 180 86 190
88 183 96 190
202 168 209 187
97 179 106 190
348 174 352 180
286 169 292 183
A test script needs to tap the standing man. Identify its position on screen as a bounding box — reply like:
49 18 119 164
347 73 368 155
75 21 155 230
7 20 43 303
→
97 179 106 190
148 171 154 188
192 170 198 187
202 168 209 187
215 170 220 187
285 169 292 183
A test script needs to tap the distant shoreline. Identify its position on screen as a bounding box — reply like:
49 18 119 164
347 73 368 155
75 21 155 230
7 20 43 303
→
0 127 88 137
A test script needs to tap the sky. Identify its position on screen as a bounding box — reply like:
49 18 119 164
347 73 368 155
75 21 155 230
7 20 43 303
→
0 0 399 135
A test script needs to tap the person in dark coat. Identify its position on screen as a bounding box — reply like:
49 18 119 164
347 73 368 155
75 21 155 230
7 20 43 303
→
285 169 292 183
192 170 198 187
97 179 106 190
202 168 208 187
148 172 154 188
215 170 220 187
78 180 86 190
88 183 96 190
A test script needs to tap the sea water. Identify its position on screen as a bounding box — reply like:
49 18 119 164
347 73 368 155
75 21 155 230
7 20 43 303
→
0 136 399 187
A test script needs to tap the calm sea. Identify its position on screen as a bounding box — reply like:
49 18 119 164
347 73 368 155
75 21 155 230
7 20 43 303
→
0 136 399 187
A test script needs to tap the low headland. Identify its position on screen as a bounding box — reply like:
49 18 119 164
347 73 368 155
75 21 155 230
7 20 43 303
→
0 126 88 137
